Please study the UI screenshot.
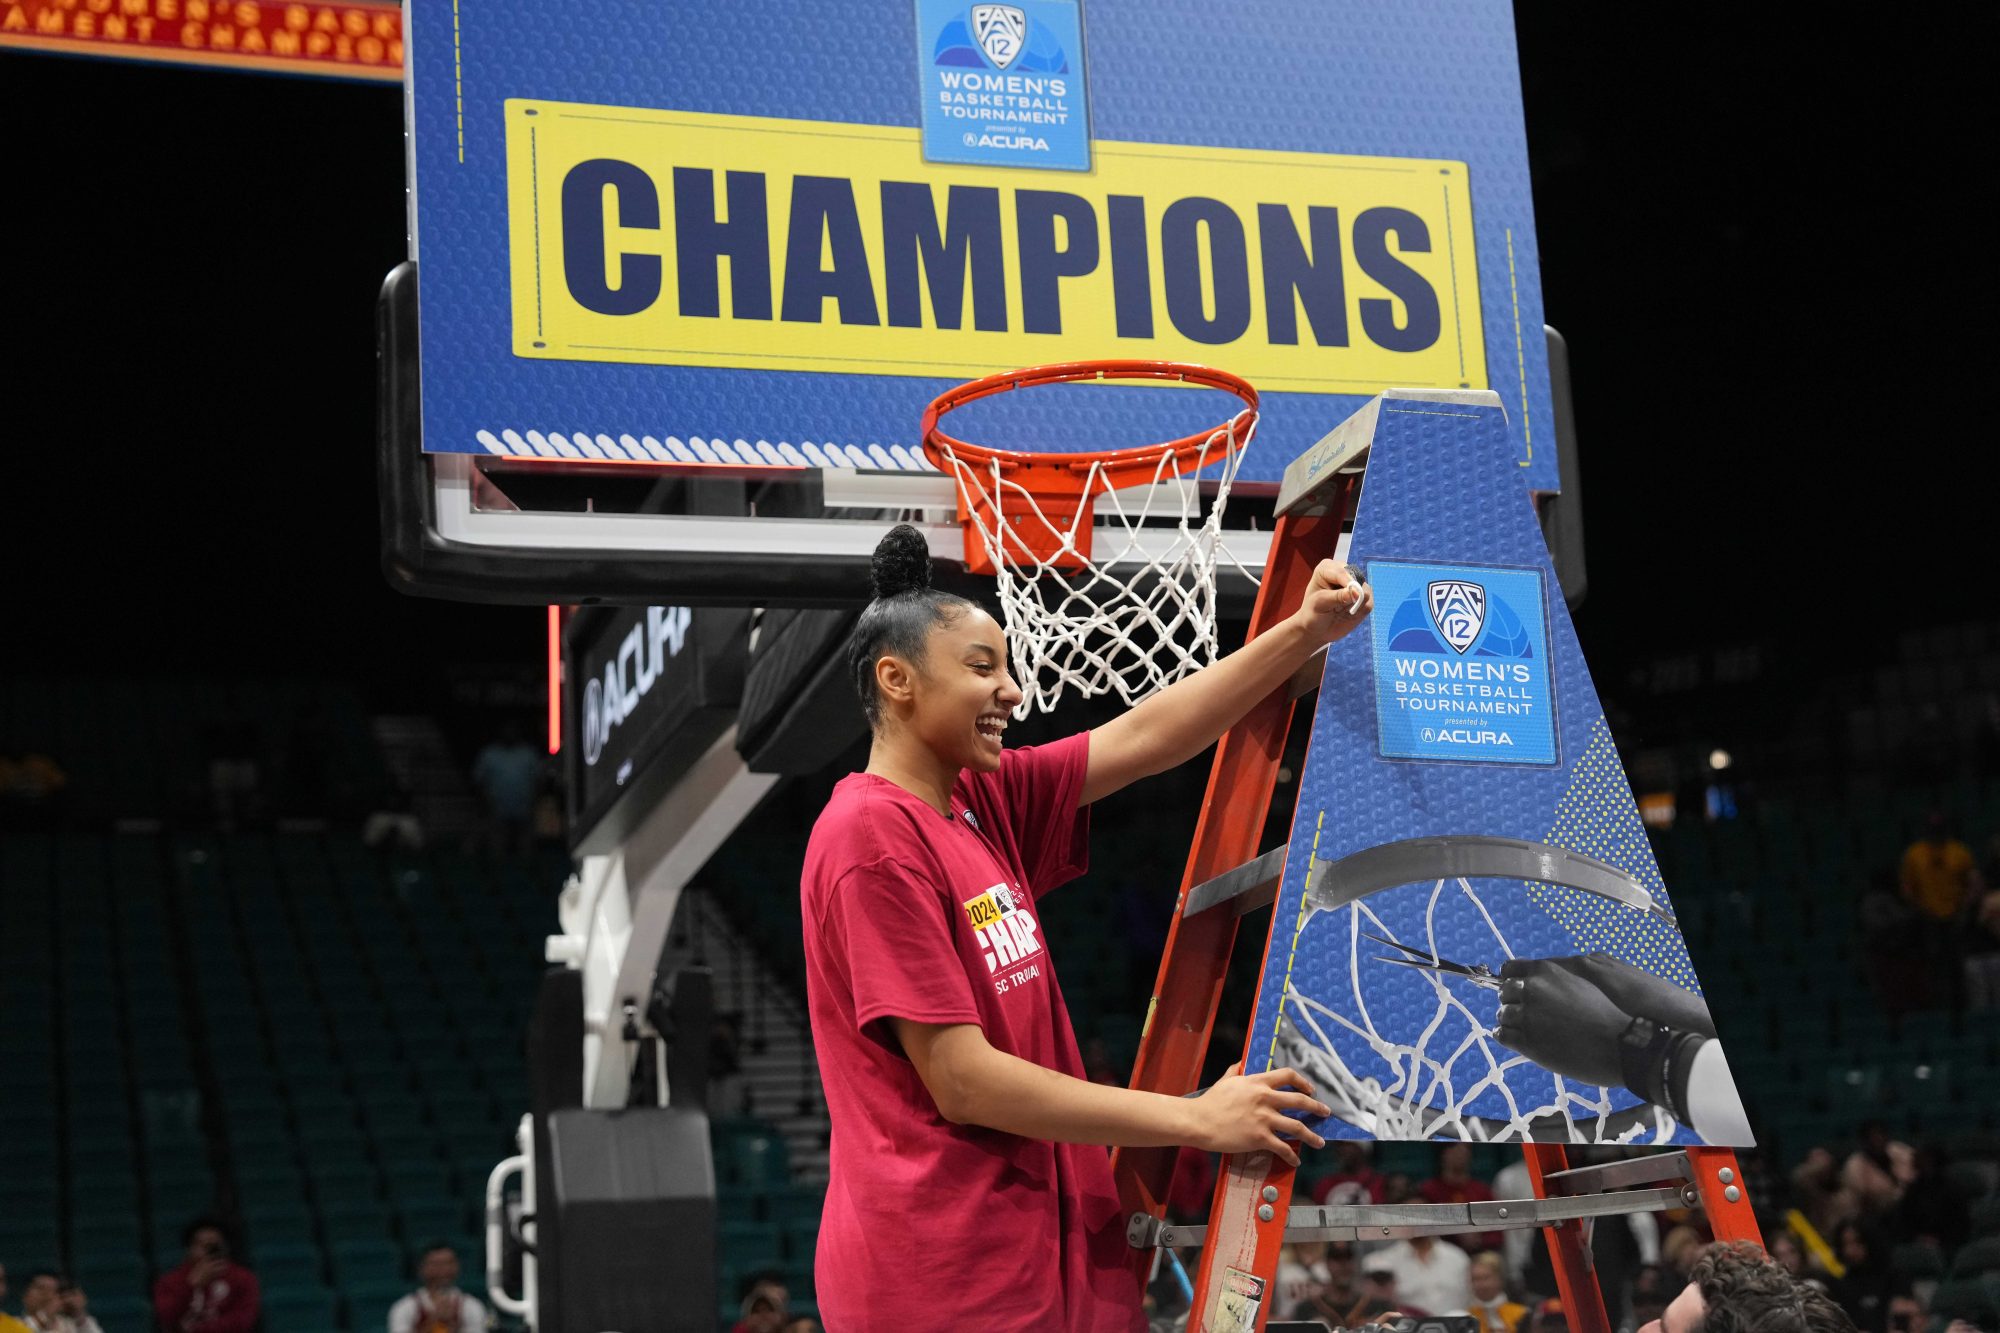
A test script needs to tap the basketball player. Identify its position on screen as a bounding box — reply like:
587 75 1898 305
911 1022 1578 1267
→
802 523 1372 1331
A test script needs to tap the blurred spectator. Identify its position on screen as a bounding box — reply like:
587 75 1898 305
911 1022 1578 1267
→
1380 1171 1417 1205
1899 813 1982 924
1661 1224 1706 1287
152 1217 259 1333
1420 1143 1502 1251
1901 814 1984 1008
1644 1242 1855 1333
48 1279 101 1333
19 1273 100 1333
1371 1234 1470 1316
1792 1146 1862 1238
388 1243 488 1333
1359 1262 1420 1320
470 720 542 857
777 1319 821 1333
1825 1222 1893 1333
0 753 68 827
1964 850 2000 1009
202 708 263 829
1894 1145 1968 1253
1623 1263 1672 1333
1767 1230 1824 1287
1467 1252 1527 1333
1857 870 1932 1017
0 1263 29 1333
1842 1121 1914 1226
362 783 426 853
1294 1244 1397 1326
1310 1140 1386 1206
1491 1155 1535 1290
1275 1242 1329 1316
1528 1296 1567 1333
729 1277 787 1333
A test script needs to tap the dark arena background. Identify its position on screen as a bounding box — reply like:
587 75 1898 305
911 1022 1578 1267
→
3 6 1997 1333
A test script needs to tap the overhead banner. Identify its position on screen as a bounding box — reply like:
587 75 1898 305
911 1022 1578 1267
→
408 0 1557 489
0 0 402 80
1246 392 1751 1145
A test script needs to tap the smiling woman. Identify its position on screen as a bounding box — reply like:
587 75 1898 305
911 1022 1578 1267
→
799 521 1376 1332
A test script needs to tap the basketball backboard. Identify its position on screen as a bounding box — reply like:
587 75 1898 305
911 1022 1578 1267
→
383 0 1567 606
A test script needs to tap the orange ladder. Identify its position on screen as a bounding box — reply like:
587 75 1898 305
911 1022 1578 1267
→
1108 468 1761 1332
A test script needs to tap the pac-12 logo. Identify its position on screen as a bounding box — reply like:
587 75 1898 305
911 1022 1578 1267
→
1427 581 1486 654
971 4 1026 68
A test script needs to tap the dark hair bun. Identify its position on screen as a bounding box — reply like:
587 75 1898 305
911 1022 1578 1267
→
870 523 933 599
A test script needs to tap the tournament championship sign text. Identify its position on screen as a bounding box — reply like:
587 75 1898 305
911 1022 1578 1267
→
504 102 1486 394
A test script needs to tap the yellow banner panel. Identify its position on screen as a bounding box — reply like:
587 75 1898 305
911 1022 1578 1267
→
506 102 1485 394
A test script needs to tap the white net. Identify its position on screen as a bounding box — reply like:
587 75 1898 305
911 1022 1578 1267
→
1273 866 1679 1144
932 407 1256 716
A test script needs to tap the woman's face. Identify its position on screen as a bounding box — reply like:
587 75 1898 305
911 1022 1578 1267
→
1840 1227 1868 1267
1770 1235 1803 1274
896 606 1022 772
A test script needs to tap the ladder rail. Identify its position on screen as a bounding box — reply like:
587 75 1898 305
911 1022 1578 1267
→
1109 489 1353 1287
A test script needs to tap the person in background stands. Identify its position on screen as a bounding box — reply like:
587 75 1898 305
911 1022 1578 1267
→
152 1218 260 1333
470 718 543 858
1310 1140 1386 1206
1841 1121 1914 1229
387 1243 488 1333
19 1272 102 1333
1900 813 1983 925
1824 1222 1893 1333
1900 812 1984 1006
1639 1241 1855 1333
1292 1244 1398 1327
728 1278 786 1333
1466 1251 1527 1333
1419 1143 1502 1251
0 1264 30 1333
1370 1233 1470 1317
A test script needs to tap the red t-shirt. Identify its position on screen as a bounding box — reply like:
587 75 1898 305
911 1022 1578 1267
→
801 733 1143 1332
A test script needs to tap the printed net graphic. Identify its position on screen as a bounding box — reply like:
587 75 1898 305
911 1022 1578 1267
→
1270 816 1679 1144
933 411 1256 717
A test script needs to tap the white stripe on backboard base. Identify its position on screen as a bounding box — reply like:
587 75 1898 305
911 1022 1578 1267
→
465 429 936 469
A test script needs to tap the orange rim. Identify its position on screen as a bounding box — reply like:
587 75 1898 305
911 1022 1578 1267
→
919 360 1258 484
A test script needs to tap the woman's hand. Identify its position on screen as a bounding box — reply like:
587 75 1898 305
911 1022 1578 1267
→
1289 560 1373 649
1550 952 1717 1038
1186 1063 1333 1167
1493 958 1634 1089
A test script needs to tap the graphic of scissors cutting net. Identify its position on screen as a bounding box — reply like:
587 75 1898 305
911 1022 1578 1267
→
1270 833 1748 1143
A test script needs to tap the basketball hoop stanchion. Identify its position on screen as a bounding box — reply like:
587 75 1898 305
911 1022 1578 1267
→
921 361 1258 715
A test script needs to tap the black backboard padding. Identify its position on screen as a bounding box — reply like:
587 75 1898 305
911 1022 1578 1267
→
737 607 869 775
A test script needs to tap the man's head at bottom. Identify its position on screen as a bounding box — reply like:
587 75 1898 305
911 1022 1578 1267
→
1640 1241 1855 1333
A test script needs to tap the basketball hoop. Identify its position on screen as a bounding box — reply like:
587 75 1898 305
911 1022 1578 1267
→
919 360 1259 715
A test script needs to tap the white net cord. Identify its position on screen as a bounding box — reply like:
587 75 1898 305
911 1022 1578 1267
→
1273 873 1679 1144
935 408 1257 716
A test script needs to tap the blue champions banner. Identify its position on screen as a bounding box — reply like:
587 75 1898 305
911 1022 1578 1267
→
1369 559 1558 766
405 0 1558 489
1244 392 1751 1145
916 0 1092 170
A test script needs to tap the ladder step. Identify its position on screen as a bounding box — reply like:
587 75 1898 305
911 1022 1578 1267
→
1182 843 1289 918
1541 1150 1692 1194
1130 1185 1696 1249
